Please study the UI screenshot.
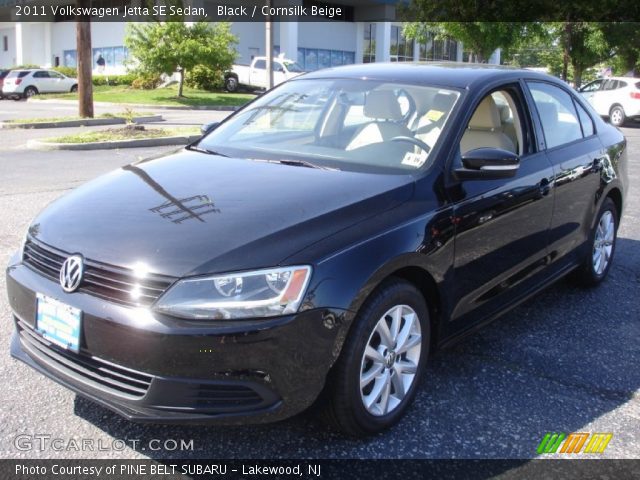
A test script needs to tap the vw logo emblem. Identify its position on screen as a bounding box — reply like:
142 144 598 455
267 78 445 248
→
59 255 84 293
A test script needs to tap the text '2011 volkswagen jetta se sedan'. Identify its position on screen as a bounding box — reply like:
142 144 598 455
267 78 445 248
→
7 64 628 436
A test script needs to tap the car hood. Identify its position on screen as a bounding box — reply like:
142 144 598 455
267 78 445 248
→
29 150 414 277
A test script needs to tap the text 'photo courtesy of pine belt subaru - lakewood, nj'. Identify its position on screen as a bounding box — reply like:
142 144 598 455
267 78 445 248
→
6 63 628 436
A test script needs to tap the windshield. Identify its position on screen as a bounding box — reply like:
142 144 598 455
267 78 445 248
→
283 61 304 73
198 78 460 174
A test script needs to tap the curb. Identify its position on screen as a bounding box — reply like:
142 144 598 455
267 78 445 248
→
0 115 163 130
27 98 243 111
27 134 201 151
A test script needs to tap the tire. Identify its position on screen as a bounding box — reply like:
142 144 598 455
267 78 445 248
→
23 86 38 99
575 197 618 287
70 84 78 93
609 105 626 127
224 76 239 93
321 278 430 436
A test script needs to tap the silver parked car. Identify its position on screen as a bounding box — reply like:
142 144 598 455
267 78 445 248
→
1 69 78 100
579 76 640 127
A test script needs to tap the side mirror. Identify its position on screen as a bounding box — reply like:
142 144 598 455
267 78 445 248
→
200 121 219 136
455 147 520 180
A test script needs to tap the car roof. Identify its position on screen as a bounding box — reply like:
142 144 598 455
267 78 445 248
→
605 76 638 82
299 62 558 89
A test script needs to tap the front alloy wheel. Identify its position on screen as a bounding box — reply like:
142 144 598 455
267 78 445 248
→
322 278 430 436
360 305 421 416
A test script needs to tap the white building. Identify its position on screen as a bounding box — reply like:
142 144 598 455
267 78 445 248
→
0 1 500 72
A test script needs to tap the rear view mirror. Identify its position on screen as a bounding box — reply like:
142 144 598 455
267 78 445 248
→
455 148 520 180
200 121 219 136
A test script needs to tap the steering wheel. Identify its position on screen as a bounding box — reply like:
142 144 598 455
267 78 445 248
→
390 136 431 153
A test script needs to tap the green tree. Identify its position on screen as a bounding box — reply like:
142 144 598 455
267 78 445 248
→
125 22 237 97
403 22 541 63
482 22 614 87
600 22 640 75
554 22 609 88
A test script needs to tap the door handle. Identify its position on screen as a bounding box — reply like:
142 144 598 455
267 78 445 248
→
592 157 605 171
539 178 551 196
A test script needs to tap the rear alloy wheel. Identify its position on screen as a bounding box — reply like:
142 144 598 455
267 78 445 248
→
23 86 38 99
575 197 618 286
322 278 430 436
225 76 239 93
609 105 626 127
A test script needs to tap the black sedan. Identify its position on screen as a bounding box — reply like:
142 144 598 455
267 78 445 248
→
6 64 628 436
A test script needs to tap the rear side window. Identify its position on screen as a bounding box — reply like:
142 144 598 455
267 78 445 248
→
575 102 595 137
253 60 266 70
618 81 627 88
7 70 30 78
33 71 49 78
527 82 583 149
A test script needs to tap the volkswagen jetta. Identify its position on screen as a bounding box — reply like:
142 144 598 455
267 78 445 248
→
7 64 628 436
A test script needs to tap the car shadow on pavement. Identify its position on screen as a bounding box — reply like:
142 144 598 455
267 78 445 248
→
73 237 640 461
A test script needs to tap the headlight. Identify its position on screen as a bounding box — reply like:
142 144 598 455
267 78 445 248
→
154 266 312 320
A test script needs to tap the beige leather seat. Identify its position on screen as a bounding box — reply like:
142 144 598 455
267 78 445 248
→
460 96 515 154
497 103 518 150
346 90 412 150
411 92 457 149
413 92 457 135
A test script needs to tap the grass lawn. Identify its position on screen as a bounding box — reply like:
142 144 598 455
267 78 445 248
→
43 126 200 144
35 85 255 107
5 112 141 124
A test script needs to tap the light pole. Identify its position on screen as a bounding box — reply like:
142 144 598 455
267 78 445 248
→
265 0 274 89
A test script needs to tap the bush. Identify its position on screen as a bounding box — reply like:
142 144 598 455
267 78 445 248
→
52 66 77 77
131 74 162 90
93 74 136 86
184 65 224 91
10 64 40 70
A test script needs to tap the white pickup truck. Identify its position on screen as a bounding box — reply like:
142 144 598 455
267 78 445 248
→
224 56 304 92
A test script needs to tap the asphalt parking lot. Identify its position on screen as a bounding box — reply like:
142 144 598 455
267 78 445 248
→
0 100 638 460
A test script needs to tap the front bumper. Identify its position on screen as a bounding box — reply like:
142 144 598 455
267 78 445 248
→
7 259 351 424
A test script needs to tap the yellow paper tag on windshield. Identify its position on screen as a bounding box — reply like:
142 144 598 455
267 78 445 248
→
425 110 444 122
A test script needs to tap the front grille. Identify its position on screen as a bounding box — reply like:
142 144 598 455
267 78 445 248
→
16 318 153 399
23 238 175 307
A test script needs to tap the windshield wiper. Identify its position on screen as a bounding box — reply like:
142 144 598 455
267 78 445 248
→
252 158 337 170
186 144 229 157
